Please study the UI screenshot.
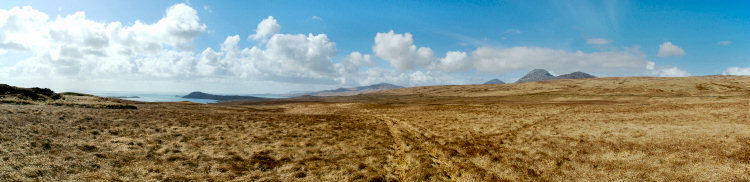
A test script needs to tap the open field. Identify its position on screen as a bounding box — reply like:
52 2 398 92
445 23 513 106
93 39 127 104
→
2 76 750 181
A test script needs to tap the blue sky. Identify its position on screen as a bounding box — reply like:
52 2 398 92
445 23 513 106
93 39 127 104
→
0 0 749 94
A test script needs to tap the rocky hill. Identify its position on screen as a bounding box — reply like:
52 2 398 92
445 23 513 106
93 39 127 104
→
483 79 506 84
515 69 556 83
515 69 597 83
182 92 265 101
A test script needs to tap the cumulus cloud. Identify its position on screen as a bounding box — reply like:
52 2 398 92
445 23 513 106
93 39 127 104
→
249 16 280 41
586 38 611 45
0 3 209 80
432 51 470 72
717 41 731 46
0 6 49 51
646 62 690 77
657 41 685 57
255 33 338 81
373 30 434 70
0 3 208 80
338 52 374 73
723 67 750 75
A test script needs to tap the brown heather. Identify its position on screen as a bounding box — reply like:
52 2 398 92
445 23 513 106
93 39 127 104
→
1 76 750 181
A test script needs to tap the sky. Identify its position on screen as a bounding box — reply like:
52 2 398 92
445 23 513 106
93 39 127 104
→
0 0 749 94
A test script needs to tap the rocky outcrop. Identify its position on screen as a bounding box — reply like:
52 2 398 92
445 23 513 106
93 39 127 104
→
0 84 62 101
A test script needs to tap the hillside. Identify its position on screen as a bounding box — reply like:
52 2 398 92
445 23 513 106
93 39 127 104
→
516 69 555 83
483 79 506 84
514 69 597 83
182 91 265 101
554 71 596 80
309 83 404 96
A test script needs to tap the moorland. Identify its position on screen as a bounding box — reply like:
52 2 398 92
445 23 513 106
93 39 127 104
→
1 76 750 181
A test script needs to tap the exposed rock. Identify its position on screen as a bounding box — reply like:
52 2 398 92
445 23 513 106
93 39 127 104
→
516 69 555 83
0 84 62 101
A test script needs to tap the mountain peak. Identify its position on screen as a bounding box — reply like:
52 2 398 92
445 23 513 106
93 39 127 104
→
483 79 505 84
516 69 555 83
555 71 596 80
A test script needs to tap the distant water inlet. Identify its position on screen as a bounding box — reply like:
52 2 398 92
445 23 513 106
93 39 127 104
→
91 93 289 104
93 93 218 104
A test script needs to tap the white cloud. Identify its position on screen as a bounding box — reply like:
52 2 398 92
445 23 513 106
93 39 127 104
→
338 52 374 73
646 61 690 77
0 5 348 91
256 33 338 81
373 30 434 70
723 67 750 75
196 32 339 83
717 41 731 46
0 6 49 51
0 4 206 79
312 16 323 21
657 41 685 57
249 16 280 41
586 38 611 45
432 51 470 73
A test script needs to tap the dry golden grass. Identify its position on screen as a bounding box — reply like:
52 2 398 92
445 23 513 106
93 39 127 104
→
1 76 750 181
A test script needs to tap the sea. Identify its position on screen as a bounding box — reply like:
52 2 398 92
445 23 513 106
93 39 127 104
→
89 92 288 104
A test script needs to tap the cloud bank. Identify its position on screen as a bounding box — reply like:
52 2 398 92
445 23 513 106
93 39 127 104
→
723 67 750 75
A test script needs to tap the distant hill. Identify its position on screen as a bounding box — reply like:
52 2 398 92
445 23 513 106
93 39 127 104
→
483 79 506 84
310 83 404 96
182 92 265 101
516 69 556 83
554 71 596 80
515 69 597 83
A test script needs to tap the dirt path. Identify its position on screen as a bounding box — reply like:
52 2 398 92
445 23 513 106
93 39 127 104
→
372 106 572 181
381 115 410 180
378 114 497 181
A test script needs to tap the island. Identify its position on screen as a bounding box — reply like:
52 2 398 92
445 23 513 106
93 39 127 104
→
181 91 265 101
